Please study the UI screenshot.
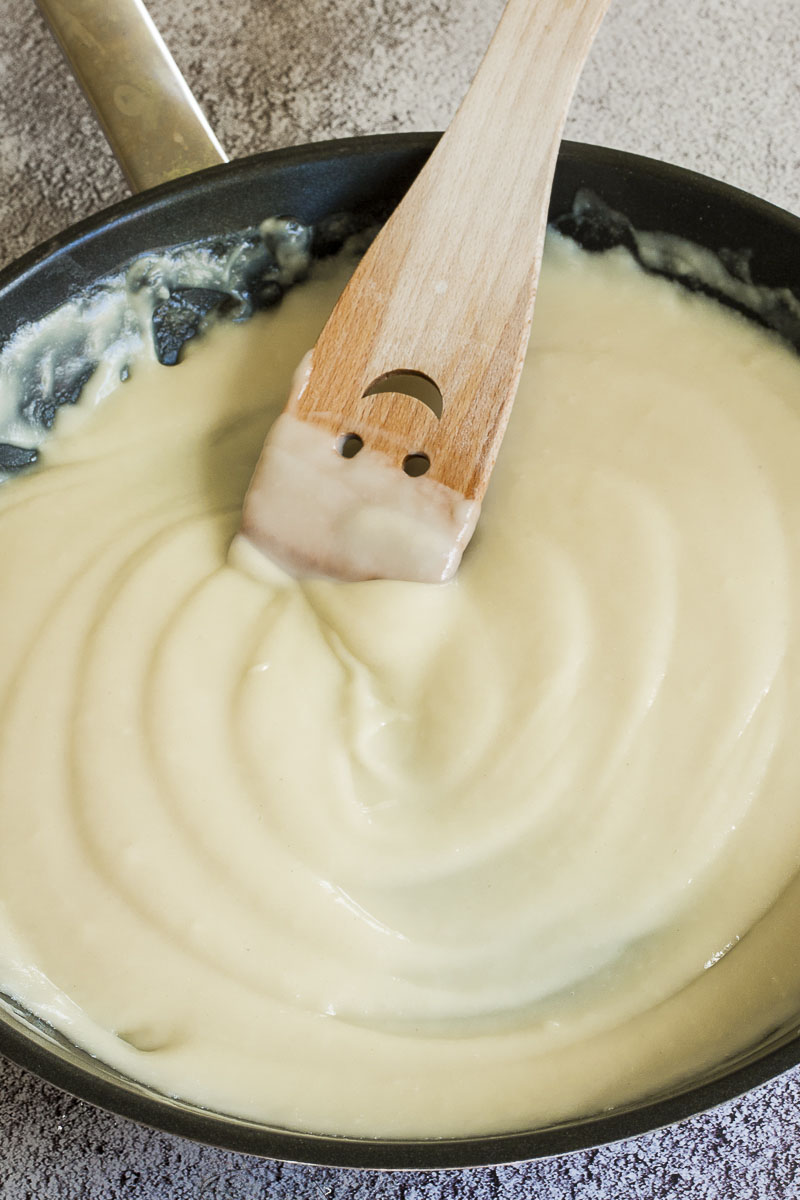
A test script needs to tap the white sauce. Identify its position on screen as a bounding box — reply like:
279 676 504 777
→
2 235 800 1137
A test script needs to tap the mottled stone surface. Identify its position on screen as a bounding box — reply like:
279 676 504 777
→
4 1053 800 1199
1 0 800 1195
2 0 799 270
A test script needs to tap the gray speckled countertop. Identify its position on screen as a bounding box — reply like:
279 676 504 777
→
2 1 800 1196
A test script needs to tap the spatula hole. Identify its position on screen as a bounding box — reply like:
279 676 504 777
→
338 433 364 458
403 453 430 477
364 371 443 419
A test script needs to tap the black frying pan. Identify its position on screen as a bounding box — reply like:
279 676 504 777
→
1 133 800 1167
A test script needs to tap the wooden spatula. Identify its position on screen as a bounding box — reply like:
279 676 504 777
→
239 0 611 584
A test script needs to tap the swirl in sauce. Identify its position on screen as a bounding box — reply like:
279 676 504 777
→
2 236 800 1136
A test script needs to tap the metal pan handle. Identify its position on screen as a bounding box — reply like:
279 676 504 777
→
34 0 227 193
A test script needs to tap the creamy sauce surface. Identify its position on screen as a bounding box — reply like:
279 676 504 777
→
3 237 800 1137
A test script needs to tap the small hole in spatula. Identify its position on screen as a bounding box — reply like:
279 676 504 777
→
403 453 431 477
338 433 364 458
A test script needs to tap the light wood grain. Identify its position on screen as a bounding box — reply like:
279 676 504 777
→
242 0 611 582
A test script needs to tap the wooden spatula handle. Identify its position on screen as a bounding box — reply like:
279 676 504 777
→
241 0 611 583
297 0 609 494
